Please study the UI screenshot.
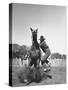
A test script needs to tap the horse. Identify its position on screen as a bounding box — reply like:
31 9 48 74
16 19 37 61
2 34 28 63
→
29 27 41 68
18 28 52 85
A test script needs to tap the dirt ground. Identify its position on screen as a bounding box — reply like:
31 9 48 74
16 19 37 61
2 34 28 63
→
12 63 66 87
29 66 66 86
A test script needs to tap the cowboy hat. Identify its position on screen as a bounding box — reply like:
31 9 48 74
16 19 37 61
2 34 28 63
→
39 36 45 40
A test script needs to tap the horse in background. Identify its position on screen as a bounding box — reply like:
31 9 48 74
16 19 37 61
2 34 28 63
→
29 28 41 68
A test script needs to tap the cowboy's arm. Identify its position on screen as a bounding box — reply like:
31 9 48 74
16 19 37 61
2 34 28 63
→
39 41 49 53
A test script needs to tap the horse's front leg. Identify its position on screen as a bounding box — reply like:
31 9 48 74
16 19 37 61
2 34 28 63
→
36 59 40 69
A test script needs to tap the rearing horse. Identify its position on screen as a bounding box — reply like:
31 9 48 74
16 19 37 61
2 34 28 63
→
29 28 41 68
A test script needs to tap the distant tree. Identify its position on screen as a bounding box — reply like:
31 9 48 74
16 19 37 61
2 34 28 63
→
62 54 66 60
19 45 27 55
12 44 32 59
50 53 64 59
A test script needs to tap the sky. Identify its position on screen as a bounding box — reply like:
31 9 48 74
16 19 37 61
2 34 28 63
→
12 3 66 54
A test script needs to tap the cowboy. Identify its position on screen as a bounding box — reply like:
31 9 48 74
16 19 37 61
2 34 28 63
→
39 36 51 65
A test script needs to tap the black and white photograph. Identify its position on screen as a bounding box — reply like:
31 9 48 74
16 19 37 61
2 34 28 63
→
9 3 66 87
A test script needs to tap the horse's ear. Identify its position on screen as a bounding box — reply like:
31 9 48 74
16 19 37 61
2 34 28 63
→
30 27 33 32
36 28 38 32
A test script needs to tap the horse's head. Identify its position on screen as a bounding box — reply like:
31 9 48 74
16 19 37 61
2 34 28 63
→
30 27 38 41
